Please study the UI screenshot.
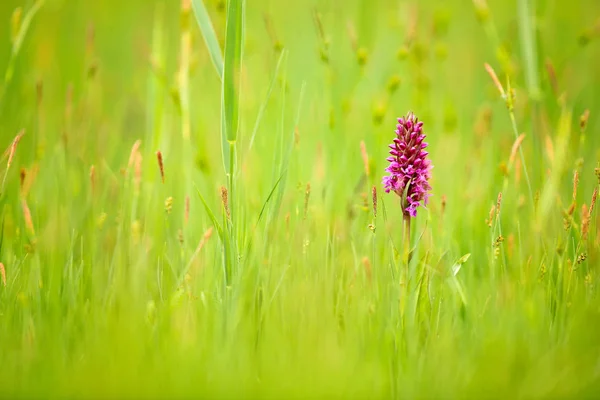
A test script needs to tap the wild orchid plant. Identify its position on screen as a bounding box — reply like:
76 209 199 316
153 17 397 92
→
383 112 432 262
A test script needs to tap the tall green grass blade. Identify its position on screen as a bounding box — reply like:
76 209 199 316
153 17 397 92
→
270 82 306 222
1 0 44 104
247 50 286 153
190 0 224 80
12 0 44 56
195 185 223 239
244 171 286 258
222 0 244 144
518 0 541 100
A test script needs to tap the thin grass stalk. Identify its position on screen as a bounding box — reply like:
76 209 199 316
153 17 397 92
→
0 1 44 105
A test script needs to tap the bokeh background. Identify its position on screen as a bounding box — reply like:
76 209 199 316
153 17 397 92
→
1 0 600 397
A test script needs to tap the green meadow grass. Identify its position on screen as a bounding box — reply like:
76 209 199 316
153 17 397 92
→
1 0 600 398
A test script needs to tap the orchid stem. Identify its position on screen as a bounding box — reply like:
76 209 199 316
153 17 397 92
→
400 207 411 321
403 212 411 266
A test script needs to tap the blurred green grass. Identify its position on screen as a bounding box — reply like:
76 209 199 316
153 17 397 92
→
1 0 600 398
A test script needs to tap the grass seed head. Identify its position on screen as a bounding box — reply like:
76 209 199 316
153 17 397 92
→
545 58 559 97
372 186 377 219
221 187 230 220
496 192 503 218
508 134 525 169
582 203 590 239
156 151 165 183
362 257 372 281
0 262 6 287
441 194 447 217
590 187 598 217
580 109 590 132
487 205 495 227
6 130 25 171
387 75 401 94
484 63 505 99
573 170 580 203
90 165 96 193
356 47 369 66
20 168 26 194
473 0 490 22
165 197 173 214
134 152 142 193
185 195 190 226
127 140 142 172
304 183 311 220
21 199 35 237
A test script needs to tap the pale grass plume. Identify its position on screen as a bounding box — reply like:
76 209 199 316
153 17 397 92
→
179 0 192 140
186 226 214 278
582 204 590 240
196 227 214 253
507 234 515 259
589 187 598 219
185 195 190 226
474 106 493 138
508 133 525 169
544 58 559 97
0 262 6 287
2 130 25 193
90 165 96 193
484 63 505 98
360 140 370 177
21 199 35 237
487 205 495 227
285 212 290 236
134 152 142 194
362 257 372 282
3 129 25 169
127 140 142 172
347 20 358 51
572 170 580 204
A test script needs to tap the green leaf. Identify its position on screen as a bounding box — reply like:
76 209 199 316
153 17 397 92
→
190 0 224 80
452 253 471 276
195 185 223 239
